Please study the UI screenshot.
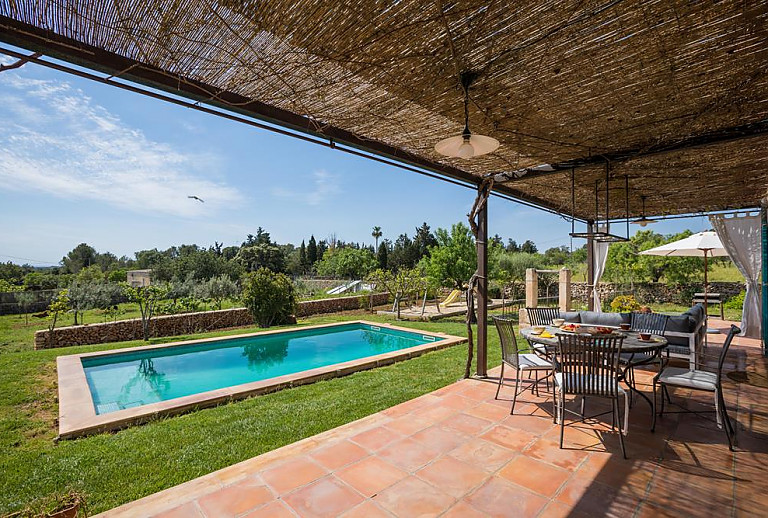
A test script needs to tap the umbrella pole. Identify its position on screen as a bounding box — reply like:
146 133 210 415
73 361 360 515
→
704 250 708 318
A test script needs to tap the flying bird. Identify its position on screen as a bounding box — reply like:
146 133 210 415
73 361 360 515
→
188 195 205 203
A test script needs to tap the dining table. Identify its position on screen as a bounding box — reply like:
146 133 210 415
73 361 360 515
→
520 325 668 424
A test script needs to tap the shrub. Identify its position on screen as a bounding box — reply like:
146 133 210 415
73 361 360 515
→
724 290 745 311
610 294 641 312
241 268 297 327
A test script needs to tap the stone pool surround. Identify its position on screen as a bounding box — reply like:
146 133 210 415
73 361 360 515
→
56 320 465 440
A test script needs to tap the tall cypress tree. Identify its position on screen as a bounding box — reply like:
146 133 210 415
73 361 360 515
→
377 242 388 270
299 240 307 273
307 235 318 264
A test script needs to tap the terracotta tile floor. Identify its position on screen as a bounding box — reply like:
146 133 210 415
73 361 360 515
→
100 319 768 517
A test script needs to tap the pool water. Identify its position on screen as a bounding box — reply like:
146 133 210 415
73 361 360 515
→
82 323 441 414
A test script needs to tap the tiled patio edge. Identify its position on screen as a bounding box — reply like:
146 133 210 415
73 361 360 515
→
94 385 447 517
57 320 465 439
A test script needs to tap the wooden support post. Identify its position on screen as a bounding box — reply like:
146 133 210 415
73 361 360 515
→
762 207 767 355
586 221 596 311
559 268 572 312
476 197 488 377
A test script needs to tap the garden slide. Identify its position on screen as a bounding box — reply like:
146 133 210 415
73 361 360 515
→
440 289 462 307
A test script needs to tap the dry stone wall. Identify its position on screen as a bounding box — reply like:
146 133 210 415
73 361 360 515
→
570 281 744 305
35 293 389 349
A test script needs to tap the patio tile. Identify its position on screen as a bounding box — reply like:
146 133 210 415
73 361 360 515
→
465 476 549 517
417 402 459 423
498 454 570 497
481 424 538 451
440 412 493 435
350 426 403 452
335 456 408 497
415 456 488 498
153 502 203 518
384 414 433 436
523 437 589 470
575 453 654 491
282 476 364 518
309 440 369 471
449 438 518 472
374 476 455 517
411 425 469 453
377 436 442 472
196 478 273 517
240 500 294 518
502 413 557 435
339 500 392 518
537 500 586 518
555 476 641 517
459 382 499 401
464 401 515 421
439 393 478 411
441 500 488 518
261 457 327 495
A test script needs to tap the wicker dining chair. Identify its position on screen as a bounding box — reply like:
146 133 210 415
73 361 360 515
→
653 324 740 450
493 316 553 414
554 332 629 458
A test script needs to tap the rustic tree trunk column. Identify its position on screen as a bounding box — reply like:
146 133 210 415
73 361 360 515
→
476 197 488 377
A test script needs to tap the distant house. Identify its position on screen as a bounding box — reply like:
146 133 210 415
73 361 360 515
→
127 269 152 287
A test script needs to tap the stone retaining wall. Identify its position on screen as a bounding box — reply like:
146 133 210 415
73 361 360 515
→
570 281 744 305
35 293 389 349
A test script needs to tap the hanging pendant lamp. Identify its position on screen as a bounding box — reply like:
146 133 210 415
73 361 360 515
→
632 195 657 227
435 72 500 159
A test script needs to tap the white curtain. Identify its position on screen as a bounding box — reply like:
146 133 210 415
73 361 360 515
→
592 227 611 313
709 213 762 338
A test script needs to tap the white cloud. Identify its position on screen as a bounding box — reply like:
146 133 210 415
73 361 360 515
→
271 169 340 206
0 73 242 217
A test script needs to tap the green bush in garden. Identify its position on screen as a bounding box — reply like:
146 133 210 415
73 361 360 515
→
241 268 297 327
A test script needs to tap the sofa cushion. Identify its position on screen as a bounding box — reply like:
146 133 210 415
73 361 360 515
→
684 303 706 324
578 311 630 326
560 311 581 323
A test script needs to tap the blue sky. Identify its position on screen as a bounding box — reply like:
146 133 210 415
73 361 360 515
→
0 50 708 266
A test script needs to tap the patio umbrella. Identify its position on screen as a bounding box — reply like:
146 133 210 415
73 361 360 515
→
638 231 729 316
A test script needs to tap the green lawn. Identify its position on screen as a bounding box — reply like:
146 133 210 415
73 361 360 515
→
0 311 504 515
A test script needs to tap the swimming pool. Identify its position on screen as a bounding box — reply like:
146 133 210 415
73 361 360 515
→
56 321 465 438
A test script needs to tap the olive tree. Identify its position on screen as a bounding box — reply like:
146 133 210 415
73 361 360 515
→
195 274 240 310
366 268 426 319
123 283 170 341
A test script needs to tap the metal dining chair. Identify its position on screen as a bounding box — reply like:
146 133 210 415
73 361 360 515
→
622 312 669 403
526 307 561 326
493 316 553 415
554 332 629 458
652 324 740 450
524 307 561 357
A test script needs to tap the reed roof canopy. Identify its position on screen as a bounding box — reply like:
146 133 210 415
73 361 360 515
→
1 0 767 220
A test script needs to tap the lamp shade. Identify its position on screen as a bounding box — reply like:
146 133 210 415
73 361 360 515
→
632 217 657 227
435 134 500 158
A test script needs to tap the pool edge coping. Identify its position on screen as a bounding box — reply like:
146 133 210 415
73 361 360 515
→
56 320 466 439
